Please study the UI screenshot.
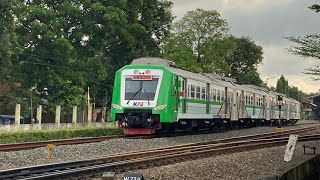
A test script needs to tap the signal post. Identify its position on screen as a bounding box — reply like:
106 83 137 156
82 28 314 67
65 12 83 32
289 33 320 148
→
276 95 283 132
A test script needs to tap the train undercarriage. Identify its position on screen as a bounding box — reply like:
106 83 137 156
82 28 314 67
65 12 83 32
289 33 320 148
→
117 110 299 134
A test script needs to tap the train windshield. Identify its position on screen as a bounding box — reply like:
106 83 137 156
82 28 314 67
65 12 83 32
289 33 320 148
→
125 78 159 100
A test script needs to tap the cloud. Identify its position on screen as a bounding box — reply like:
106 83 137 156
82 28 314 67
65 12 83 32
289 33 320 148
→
171 0 320 93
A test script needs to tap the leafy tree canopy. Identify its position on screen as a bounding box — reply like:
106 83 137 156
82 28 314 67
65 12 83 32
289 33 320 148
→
163 9 264 85
224 36 263 85
0 0 20 83
14 0 173 108
172 9 229 69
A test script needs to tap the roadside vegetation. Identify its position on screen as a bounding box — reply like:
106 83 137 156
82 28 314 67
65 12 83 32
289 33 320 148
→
0 127 122 144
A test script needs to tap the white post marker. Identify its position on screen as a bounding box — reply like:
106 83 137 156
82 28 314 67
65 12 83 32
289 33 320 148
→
72 106 77 124
284 135 299 162
55 105 61 124
37 105 42 124
15 104 21 125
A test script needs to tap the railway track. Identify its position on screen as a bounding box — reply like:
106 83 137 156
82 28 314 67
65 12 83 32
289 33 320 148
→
1 123 317 152
0 134 158 152
0 126 318 180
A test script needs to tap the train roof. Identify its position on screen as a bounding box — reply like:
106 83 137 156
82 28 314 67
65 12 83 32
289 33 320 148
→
131 57 235 87
131 57 176 67
238 85 269 95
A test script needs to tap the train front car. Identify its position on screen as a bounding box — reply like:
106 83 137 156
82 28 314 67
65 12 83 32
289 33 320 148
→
110 58 177 135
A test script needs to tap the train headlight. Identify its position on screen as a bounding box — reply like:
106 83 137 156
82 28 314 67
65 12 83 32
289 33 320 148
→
154 104 167 111
112 104 123 110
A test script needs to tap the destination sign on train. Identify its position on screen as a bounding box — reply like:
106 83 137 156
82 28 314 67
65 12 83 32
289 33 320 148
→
132 75 153 80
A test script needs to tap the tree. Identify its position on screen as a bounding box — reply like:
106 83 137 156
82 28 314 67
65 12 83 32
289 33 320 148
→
0 0 19 83
201 37 235 75
14 0 173 108
172 9 229 72
276 75 289 95
162 34 202 72
286 4 320 80
288 86 306 101
225 36 263 85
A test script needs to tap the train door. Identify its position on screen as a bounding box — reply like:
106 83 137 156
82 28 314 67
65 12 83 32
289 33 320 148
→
181 78 187 113
262 95 266 119
232 87 238 121
177 76 184 114
221 87 231 118
206 83 210 114
238 90 245 119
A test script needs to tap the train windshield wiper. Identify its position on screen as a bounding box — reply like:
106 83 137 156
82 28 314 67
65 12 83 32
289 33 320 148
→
127 87 142 104
143 88 150 105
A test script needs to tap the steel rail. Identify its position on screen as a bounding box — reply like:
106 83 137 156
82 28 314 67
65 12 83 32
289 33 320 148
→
0 126 318 180
1 134 319 180
0 124 317 152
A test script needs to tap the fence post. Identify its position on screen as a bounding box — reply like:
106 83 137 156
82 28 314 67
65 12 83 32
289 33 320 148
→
87 105 92 124
72 106 77 125
15 104 21 125
37 105 42 124
55 105 61 125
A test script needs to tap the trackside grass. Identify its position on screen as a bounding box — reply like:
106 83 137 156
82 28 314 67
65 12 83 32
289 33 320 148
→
0 127 123 144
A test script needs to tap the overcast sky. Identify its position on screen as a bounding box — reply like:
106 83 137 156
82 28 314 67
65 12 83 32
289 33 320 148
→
171 0 320 93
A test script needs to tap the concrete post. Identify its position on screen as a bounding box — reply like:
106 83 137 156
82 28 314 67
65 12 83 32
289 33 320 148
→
87 105 92 124
37 105 42 124
55 105 61 124
72 106 77 124
15 104 21 125
101 106 106 122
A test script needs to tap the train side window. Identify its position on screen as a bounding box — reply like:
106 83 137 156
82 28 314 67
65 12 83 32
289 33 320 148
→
246 95 248 105
213 89 216 101
217 90 220 101
187 85 190 98
196 85 201 99
221 90 225 101
201 86 206 100
190 84 195 98
205 87 208 100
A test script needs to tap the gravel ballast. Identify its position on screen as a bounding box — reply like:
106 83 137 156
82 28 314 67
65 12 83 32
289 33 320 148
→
0 120 319 179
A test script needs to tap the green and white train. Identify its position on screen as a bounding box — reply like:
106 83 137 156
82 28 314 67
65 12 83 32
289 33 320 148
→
110 57 300 134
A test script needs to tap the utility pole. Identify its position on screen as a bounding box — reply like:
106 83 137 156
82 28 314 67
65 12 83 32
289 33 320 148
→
30 90 33 124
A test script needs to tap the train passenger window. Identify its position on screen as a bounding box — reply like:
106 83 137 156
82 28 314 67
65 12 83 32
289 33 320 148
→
221 90 225 101
217 90 220 101
213 89 216 101
196 85 201 99
201 86 206 100
187 85 190 98
190 84 195 98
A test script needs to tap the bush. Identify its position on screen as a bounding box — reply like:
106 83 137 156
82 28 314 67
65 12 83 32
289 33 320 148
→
0 127 123 144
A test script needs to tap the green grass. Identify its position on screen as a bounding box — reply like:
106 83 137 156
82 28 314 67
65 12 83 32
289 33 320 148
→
0 127 123 144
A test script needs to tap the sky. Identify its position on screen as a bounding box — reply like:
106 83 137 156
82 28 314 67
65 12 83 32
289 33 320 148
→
170 0 320 93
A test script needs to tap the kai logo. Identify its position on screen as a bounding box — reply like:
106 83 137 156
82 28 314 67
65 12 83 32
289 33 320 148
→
133 102 143 106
